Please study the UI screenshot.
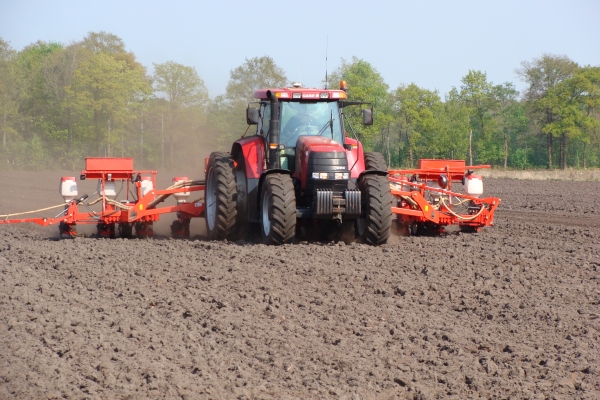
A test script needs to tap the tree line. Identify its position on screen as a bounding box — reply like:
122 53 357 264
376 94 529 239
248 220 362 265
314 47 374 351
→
1 32 599 171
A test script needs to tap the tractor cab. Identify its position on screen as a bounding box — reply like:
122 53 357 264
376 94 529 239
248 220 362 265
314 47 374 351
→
248 85 348 174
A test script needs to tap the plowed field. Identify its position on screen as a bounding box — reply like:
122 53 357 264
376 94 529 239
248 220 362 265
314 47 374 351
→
1 171 599 399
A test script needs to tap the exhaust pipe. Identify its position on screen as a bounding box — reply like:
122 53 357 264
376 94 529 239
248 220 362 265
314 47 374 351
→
267 90 280 169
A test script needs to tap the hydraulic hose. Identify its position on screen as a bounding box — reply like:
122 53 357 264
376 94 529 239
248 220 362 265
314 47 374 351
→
440 196 485 220
1 203 67 219
147 180 205 209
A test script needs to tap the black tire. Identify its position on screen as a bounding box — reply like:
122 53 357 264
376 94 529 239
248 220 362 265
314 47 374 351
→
406 222 420 236
356 174 393 245
205 151 229 180
59 222 75 239
364 152 387 172
97 223 116 239
205 152 238 240
171 220 181 234
260 174 296 245
134 222 153 238
119 223 133 239
171 220 191 238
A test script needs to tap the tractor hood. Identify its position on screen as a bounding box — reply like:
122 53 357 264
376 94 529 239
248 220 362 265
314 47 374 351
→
295 136 345 154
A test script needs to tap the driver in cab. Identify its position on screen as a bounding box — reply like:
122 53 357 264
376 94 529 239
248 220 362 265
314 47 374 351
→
281 102 330 147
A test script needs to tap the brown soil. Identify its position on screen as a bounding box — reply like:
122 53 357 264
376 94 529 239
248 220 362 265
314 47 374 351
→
0 172 599 399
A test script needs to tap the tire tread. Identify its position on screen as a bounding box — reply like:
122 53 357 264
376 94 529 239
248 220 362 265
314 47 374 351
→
206 152 238 240
262 174 296 245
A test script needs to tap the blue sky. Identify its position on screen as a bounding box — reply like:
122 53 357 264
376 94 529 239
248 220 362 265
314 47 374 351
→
1 0 599 98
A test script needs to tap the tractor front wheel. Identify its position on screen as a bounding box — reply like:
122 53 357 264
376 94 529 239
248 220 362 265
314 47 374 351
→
356 174 393 245
205 152 238 240
260 174 296 245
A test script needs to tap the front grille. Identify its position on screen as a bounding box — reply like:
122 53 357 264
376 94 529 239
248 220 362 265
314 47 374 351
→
306 151 348 174
306 151 349 194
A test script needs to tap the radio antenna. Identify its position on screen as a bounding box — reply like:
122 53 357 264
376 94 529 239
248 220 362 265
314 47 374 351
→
325 36 328 89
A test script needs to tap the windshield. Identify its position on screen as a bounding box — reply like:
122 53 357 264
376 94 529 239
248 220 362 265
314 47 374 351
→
279 101 343 147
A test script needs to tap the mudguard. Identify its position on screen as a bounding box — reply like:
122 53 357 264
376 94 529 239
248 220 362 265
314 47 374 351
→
231 136 265 179
344 137 366 179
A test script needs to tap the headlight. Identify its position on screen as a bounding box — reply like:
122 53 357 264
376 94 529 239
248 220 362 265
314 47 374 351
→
312 172 349 179
334 172 349 179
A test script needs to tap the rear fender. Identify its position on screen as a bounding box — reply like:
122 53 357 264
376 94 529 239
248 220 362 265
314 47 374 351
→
231 136 265 179
358 170 388 181
231 138 264 224
345 137 365 179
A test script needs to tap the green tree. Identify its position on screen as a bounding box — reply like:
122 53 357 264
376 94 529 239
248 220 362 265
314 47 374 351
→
225 56 287 104
81 31 126 55
41 43 84 156
576 66 600 167
492 82 528 168
459 70 500 165
153 61 208 168
68 52 151 156
0 38 21 160
541 66 600 168
517 54 578 169
209 56 288 150
329 57 390 150
435 88 470 161
391 83 441 167
6 41 64 168
16 41 63 138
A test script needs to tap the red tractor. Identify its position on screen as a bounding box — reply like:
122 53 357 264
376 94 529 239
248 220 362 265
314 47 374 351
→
205 82 392 245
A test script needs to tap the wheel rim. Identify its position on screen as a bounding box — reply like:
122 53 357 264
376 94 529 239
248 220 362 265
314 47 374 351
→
206 167 217 231
261 188 271 237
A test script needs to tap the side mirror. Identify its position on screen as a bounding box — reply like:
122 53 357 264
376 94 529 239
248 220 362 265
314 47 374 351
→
362 108 374 125
246 107 259 125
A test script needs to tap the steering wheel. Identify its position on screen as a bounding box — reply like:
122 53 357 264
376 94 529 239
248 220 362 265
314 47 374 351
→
293 124 315 136
281 124 315 146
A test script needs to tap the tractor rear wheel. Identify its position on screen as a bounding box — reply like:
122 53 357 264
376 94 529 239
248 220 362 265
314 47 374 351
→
205 152 238 240
356 174 393 245
205 152 229 179
260 174 296 245
364 152 387 171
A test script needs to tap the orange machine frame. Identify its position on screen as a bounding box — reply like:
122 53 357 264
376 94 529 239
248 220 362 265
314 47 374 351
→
0 158 205 238
388 159 500 234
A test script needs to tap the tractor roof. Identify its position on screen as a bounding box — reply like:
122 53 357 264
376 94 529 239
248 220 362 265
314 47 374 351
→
253 87 347 101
